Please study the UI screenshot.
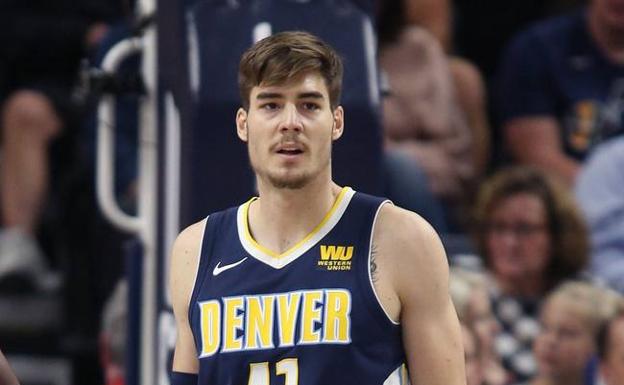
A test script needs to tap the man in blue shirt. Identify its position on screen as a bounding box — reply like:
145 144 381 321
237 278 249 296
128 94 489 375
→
497 0 624 185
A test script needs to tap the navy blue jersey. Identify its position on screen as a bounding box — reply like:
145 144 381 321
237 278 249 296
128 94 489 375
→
188 187 409 385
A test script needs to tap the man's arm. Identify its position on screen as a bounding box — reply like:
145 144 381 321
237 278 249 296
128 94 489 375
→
449 57 490 178
373 205 466 385
496 27 579 184
505 116 580 185
170 220 206 374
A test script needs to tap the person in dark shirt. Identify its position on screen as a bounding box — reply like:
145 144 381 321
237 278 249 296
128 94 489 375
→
497 0 624 186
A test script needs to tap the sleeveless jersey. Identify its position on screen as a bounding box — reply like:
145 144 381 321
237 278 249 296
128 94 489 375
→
188 187 409 385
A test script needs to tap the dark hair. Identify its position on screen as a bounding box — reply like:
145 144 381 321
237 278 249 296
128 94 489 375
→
376 0 407 46
238 31 343 110
473 166 589 290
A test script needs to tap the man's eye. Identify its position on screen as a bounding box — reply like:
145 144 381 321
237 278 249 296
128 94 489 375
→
261 103 279 110
302 102 320 111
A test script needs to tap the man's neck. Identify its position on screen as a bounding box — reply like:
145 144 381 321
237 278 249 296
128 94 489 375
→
249 176 343 254
588 9 624 64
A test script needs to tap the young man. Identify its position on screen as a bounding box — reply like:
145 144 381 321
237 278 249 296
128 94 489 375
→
170 31 465 385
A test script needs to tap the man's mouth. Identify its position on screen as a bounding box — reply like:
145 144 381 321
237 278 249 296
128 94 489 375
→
277 149 304 155
275 142 305 155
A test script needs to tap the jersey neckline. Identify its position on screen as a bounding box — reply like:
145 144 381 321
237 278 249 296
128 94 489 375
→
237 186 355 269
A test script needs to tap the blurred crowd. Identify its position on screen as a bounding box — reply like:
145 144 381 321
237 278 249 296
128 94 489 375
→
1 0 624 384
378 1 624 385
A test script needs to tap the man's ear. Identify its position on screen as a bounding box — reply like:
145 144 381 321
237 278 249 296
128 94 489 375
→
236 108 248 142
331 106 344 141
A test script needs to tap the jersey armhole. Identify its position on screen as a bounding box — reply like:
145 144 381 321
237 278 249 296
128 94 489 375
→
187 216 209 320
366 201 401 326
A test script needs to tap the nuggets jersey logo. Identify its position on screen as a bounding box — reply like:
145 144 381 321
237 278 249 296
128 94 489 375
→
188 187 409 384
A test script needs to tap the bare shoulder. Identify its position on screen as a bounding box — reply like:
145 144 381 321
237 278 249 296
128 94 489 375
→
374 204 446 265
372 204 450 306
171 219 207 264
373 207 464 385
170 219 206 372
170 219 207 312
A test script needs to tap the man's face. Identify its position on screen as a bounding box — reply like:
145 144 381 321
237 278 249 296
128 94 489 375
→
592 0 624 32
601 317 624 385
236 72 343 190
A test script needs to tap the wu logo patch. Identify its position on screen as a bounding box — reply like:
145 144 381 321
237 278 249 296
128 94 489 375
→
318 245 353 271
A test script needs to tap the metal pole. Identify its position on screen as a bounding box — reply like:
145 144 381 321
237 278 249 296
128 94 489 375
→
96 38 144 234
137 0 158 383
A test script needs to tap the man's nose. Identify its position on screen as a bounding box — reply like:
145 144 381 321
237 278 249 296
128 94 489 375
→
278 104 303 132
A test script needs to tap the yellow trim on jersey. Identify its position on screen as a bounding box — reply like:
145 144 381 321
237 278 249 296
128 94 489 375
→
242 186 350 259
401 363 408 384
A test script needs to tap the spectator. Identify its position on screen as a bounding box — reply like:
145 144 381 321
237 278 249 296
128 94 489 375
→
379 25 473 230
575 137 624 293
597 305 624 385
473 166 589 382
0 0 130 290
531 281 622 385
378 0 489 231
450 267 507 385
387 0 492 179
394 0 492 177
378 26 457 232
497 0 624 186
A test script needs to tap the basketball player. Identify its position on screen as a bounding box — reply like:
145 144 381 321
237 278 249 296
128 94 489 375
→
170 31 465 385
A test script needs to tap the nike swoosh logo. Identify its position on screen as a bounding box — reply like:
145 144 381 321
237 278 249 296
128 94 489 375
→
212 257 248 276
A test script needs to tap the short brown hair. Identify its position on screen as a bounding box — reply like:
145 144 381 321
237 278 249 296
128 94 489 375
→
238 31 344 110
473 167 589 290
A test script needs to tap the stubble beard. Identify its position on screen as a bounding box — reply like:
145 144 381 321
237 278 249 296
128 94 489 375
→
267 173 309 190
250 145 332 191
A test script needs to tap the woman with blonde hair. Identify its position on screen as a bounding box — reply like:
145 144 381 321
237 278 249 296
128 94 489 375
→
530 281 623 385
